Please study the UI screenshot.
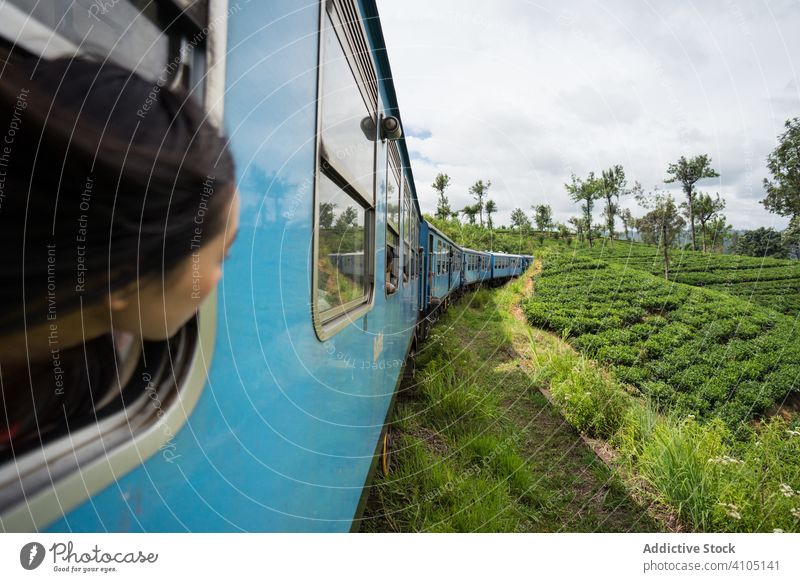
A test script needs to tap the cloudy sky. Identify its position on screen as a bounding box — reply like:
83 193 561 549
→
375 0 800 230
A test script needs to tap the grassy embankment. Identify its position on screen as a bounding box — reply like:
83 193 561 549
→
523 249 800 532
360 272 661 532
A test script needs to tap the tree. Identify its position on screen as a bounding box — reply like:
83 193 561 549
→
333 205 358 233
568 216 586 242
686 192 726 252
762 118 800 244
619 208 635 240
734 227 789 259
783 217 800 259
319 201 336 229
432 173 452 220
706 215 733 253
664 154 719 251
510 207 531 232
468 179 491 227
636 187 686 279
485 199 497 230
461 203 480 225
599 165 630 241
565 172 602 247
532 204 553 232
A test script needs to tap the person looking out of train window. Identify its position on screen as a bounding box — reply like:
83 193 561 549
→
385 246 397 294
0 57 239 453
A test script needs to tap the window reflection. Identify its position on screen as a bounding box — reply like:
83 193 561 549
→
320 12 375 198
317 173 367 315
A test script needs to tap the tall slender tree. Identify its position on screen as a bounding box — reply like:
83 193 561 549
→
485 199 497 230
619 208 635 240
687 192 726 252
510 208 531 232
636 187 686 279
599 165 630 241
532 204 553 232
468 179 491 227
565 172 602 247
432 172 452 220
664 154 719 251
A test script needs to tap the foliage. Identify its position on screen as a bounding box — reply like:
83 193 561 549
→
664 154 720 251
485 199 497 230
510 207 532 232
532 204 553 232
565 172 603 247
762 117 800 221
468 179 491 227
523 253 800 432
432 172 452 220
735 227 790 259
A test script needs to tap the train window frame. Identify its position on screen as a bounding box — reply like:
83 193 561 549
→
312 0 379 339
0 0 227 531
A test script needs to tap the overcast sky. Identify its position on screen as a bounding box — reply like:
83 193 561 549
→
375 0 800 230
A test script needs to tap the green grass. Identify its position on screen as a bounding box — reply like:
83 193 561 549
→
360 277 659 532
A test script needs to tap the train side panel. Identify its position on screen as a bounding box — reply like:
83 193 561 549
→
46 0 413 533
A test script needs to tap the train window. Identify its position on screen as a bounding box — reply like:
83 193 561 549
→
402 180 410 288
316 171 370 314
314 0 378 328
3 0 207 100
0 0 224 529
387 143 401 234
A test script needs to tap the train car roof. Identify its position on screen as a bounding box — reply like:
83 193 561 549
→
460 247 491 256
361 0 423 220
490 251 525 257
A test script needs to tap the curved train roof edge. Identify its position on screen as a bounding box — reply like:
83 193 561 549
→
360 0 423 218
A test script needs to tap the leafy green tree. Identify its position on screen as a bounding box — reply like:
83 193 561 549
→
686 192 726 252
762 118 800 220
461 203 480 225
762 117 800 258
432 172 452 220
532 204 553 232
485 199 497 230
784 217 800 259
636 188 686 279
735 227 789 258
334 205 358 233
468 179 491 227
706 215 733 253
320 201 336 229
565 172 602 247
510 207 531 232
619 208 635 240
599 165 631 241
664 154 719 251
568 216 586 242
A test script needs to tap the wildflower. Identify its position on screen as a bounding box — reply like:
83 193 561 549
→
718 502 742 520
791 507 800 519
773 529 785 533
709 456 744 465
786 429 800 437
779 484 796 498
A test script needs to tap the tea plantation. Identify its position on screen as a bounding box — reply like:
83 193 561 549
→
576 240 800 316
523 254 800 431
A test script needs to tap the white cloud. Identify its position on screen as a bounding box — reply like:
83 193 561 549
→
377 0 800 229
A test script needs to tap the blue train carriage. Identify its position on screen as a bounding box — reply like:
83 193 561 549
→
520 254 535 271
420 221 460 316
0 0 422 532
490 252 524 283
461 247 492 288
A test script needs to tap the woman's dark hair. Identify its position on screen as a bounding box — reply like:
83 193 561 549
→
0 56 235 451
